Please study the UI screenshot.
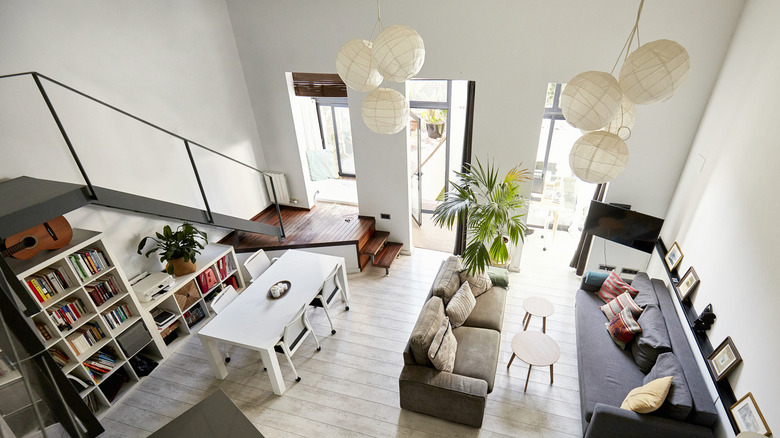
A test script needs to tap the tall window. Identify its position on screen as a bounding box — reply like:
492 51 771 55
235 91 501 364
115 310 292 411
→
315 97 354 177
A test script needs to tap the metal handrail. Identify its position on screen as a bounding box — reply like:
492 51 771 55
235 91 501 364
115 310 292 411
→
0 71 285 240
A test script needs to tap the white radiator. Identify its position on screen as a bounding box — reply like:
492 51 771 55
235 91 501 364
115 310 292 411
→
264 171 290 204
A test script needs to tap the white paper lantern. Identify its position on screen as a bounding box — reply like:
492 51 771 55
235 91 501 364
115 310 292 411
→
336 39 382 92
372 25 425 82
569 131 629 183
583 97 637 140
619 39 690 105
361 88 409 134
560 71 623 131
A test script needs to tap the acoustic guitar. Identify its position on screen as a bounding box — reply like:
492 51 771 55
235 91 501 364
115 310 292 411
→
1 216 73 260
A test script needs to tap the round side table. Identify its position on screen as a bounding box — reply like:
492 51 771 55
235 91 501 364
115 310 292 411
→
507 331 560 392
522 296 554 333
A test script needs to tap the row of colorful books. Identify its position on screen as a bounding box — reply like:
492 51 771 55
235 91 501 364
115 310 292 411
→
25 265 74 303
66 322 105 356
85 276 121 307
69 248 110 281
49 348 70 368
102 304 133 330
83 350 117 382
49 298 89 332
215 255 235 279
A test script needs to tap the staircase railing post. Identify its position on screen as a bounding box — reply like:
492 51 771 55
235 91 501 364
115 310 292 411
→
263 174 286 242
183 140 214 224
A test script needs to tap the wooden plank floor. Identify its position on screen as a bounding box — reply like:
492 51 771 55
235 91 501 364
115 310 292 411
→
101 230 584 437
221 202 374 253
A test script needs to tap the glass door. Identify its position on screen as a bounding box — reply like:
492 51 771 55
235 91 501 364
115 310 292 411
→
317 101 355 177
410 112 422 226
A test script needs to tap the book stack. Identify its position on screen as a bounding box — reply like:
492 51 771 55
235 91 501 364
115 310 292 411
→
49 298 89 332
36 324 52 341
48 348 70 368
25 266 73 303
83 349 117 382
66 322 105 356
69 248 110 280
216 256 229 278
85 276 121 307
83 391 99 412
102 304 133 330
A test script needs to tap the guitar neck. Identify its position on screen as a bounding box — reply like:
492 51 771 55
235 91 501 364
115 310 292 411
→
1 241 28 258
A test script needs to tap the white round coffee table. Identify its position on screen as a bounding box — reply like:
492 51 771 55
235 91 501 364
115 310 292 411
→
522 296 554 333
507 331 560 392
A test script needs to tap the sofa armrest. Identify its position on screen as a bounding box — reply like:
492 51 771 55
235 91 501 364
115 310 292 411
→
585 403 714 438
399 365 488 428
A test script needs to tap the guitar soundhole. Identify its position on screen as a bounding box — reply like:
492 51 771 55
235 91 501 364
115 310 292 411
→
22 236 38 248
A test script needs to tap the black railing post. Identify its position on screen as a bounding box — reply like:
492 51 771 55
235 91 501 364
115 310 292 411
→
31 73 97 200
263 174 286 241
183 140 214 224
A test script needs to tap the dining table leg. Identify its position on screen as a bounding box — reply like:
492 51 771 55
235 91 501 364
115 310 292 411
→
199 336 228 380
259 347 287 395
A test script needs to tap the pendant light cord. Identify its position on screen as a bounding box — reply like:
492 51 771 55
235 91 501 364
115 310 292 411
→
369 0 384 42
610 0 644 75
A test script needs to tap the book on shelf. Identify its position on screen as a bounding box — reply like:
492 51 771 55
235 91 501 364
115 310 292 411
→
66 322 105 356
151 309 176 329
36 324 52 341
102 304 133 330
69 248 110 280
84 349 117 382
48 348 70 368
85 276 121 307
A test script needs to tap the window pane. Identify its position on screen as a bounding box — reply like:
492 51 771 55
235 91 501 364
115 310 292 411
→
318 105 336 151
545 83 556 108
334 107 354 175
408 80 447 102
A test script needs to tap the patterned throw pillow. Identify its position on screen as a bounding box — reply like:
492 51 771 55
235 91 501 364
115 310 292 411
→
597 271 639 303
605 307 642 349
601 292 643 320
458 270 493 298
620 376 673 413
446 282 476 328
432 256 462 305
428 317 457 372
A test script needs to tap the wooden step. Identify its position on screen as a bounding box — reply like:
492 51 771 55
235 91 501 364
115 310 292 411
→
373 242 403 274
359 230 390 256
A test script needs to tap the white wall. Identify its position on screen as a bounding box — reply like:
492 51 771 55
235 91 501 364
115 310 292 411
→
0 0 269 273
647 0 779 435
225 0 745 254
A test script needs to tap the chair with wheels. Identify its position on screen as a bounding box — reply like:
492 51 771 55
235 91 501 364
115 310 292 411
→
309 265 344 334
209 285 239 363
273 304 320 382
244 249 275 282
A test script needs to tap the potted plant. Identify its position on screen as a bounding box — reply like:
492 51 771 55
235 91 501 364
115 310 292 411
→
421 109 446 139
137 223 208 276
432 158 531 274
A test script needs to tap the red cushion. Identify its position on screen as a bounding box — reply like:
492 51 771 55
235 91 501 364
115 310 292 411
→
597 271 639 303
605 307 642 349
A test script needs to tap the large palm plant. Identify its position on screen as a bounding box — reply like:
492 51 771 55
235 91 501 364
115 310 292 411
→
432 158 531 274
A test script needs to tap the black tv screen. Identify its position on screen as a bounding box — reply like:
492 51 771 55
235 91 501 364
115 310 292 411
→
583 201 664 253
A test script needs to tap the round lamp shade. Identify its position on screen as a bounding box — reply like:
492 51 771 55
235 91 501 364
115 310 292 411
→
361 87 409 134
336 39 383 92
584 97 637 140
372 25 425 82
569 131 629 183
619 39 690 105
560 71 623 131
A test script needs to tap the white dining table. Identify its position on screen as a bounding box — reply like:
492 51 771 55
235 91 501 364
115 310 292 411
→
197 249 349 395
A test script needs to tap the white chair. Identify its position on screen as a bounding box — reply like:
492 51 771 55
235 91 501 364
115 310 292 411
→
210 285 239 362
244 249 273 282
309 265 344 334
273 304 320 382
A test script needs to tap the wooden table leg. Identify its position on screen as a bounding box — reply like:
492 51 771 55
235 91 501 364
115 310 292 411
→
524 365 532 392
550 364 554 384
523 314 531 331
542 316 546 333
507 353 516 369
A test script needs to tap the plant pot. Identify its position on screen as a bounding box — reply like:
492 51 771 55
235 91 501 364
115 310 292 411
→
167 258 196 276
426 122 444 139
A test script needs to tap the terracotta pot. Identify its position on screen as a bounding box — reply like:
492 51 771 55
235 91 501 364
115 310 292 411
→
167 258 196 276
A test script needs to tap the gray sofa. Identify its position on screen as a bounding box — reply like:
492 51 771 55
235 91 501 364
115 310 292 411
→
399 257 507 428
575 272 718 438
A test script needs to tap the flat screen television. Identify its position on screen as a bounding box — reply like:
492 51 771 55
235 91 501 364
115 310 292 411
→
583 200 664 253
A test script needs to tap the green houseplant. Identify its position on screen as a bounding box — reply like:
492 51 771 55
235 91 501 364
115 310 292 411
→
137 223 207 276
432 158 531 274
421 109 447 139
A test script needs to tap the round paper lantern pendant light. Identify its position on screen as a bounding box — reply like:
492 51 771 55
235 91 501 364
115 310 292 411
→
361 88 409 134
560 71 623 132
336 39 383 92
619 39 690 105
569 131 629 183
372 25 425 82
583 97 636 140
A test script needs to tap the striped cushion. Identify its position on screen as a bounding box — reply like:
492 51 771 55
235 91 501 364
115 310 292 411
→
458 270 493 298
446 282 476 328
605 307 642 349
601 292 643 320
597 271 639 303
428 317 457 372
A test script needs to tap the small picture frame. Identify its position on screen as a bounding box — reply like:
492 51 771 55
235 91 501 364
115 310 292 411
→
664 241 684 271
731 392 771 436
707 336 742 381
675 266 700 302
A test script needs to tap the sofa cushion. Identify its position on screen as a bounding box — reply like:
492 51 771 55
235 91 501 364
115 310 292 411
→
620 376 673 413
446 282 476 328
597 271 639 303
630 272 659 308
631 304 673 373
486 266 509 288
645 352 693 421
452 326 500 393
409 296 446 367
582 271 610 292
459 270 493 298
605 307 642 349
429 317 457 372
601 292 643 320
432 256 462 305
462 286 506 332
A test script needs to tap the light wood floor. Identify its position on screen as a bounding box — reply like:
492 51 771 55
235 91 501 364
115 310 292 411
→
100 230 584 437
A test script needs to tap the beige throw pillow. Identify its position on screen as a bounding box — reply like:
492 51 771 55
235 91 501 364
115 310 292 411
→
446 282 476 328
432 256 462 305
409 296 445 367
428 317 457 372
620 376 673 413
458 270 493 298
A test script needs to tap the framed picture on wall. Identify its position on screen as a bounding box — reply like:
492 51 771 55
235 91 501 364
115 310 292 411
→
707 336 742 381
664 241 684 271
731 392 772 436
675 266 700 301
